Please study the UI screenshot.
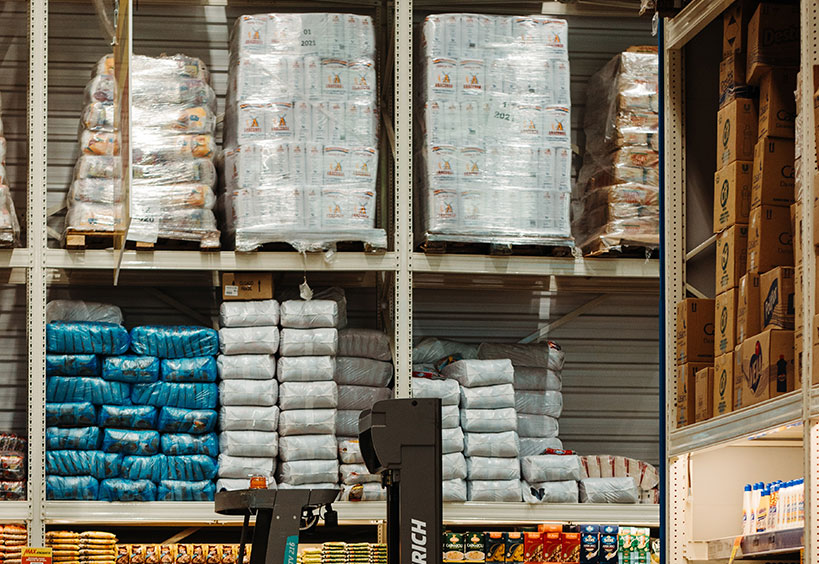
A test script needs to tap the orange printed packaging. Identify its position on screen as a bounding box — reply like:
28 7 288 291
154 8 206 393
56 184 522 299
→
541 532 562 564
560 533 580 563
523 532 543 564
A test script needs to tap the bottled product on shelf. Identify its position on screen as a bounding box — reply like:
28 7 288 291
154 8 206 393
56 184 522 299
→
0 433 26 501
0 93 20 247
573 47 659 256
64 54 220 248
741 478 804 535
416 14 573 248
222 13 386 252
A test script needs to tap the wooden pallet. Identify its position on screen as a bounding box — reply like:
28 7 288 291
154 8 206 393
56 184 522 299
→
419 239 575 257
64 230 221 251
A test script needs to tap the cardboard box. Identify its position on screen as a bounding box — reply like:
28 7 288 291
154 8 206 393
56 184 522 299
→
717 98 758 167
505 533 524 563
541 532 561 564
737 328 795 408
485 533 506 563
560 533 580 564
746 3 800 85
464 533 486 563
760 266 795 330
751 137 795 208
733 343 743 409
578 526 599 564
714 161 752 233
221 272 273 301
695 367 715 422
747 205 793 273
716 289 738 356
677 362 713 427
599 529 618 563
714 352 734 416
716 224 748 293
719 55 747 106
758 69 797 139
676 298 716 364
723 1 751 57
737 273 761 342
444 533 466 563
522 533 543 564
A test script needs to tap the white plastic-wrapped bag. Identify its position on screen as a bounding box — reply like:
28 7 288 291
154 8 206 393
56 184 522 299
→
520 437 563 457
340 483 385 501
278 459 339 485
513 367 562 391
443 478 467 502
464 431 519 458
219 405 279 432
337 329 391 361
219 431 279 457
466 457 521 480
334 357 393 387
521 455 582 483
217 454 276 479
219 379 278 406
277 356 335 382
517 414 559 438
280 300 339 329
443 452 467 480
460 408 517 433
219 327 280 355
442 427 464 454
413 338 478 364
411 378 459 405
515 390 563 417
217 477 277 491
279 409 336 436
443 359 514 387
441 405 460 428
579 477 639 503
217 355 276 380
460 383 515 409
280 328 338 356
337 385 392 410
340 463 380 485
335 410 361 437
279 381 338 410
279 434 338 461
521 480 578 504
467 480 522 502
219 300 279 327
47 300 124 325
479 342 564 371
338 438 364 464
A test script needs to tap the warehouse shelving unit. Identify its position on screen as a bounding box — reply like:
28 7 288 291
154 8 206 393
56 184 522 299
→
662 0 819 562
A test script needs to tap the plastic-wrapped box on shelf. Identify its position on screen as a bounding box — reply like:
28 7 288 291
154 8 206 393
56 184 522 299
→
578 477 639 503
442 427 465 454
217 454 276 479
219 379 278 407
466 457 520 480
521 480 578 503
467 479 521 502
277 356 334 382
157 406 218 434
219 327 280 355
130 325 219 358
334 357 392 386
46 299 124 325
223 13 386 253
219 431 279 458
161 433 219 457
279 381 338 409
46 475 99 500
0 96 19 246
278 460 338 486
417 14 573 248
98 478 157 501
443 478 467 502
521 454 582 482
337 328 391 361
219 300 280 328
46 450 119 479
218 354 277 380
47 402 97 427
519 437 562 457
46 354 101 376
279 409 336 436
46 322 130 355
279 328 338 356
132 382 218 409
158 479 215 501
442 359 513 387
101 429 160 455
102 355 160 383
161 357 218 383
46 427 100 451
47 377 131 405
219 406 280 432
463 430 518 457
280 300 339 329
278 435 336 461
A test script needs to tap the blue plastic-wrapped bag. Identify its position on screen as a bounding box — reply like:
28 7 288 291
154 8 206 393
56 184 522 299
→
102 356 160 384
131 382 218 409
46 402 96 427
46 354 100 376
98 478 157 501
130 326 219 358
157 479 215 501
119 454 165 482
161 455 218 481
47 321 129 355
46 426 100 450
47 377 131 406
161 433 218 457
46 450 121 479
161 357 217 383
46 475 99 500
101 428 160 456
97 405 157 430
156 407 217 434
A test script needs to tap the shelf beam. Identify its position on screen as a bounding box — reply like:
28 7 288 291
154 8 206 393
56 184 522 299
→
664 0 733 50
412 253 659 278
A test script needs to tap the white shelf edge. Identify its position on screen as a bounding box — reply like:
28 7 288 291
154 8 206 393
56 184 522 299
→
42 501 659 526
668 391 803 457
0 249 32 269
0 501 31 521
664 0 734 50
811 385 819 417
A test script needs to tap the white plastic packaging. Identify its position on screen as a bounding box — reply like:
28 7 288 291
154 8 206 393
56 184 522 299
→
219 405 280 432
335 409 362 437
467 456 521 481
280 299 339 329
519 437 563 457
277 356 335 382
413 337 478 364
521 480 578 503
463 431 519 458
443 452 468 480
441 405 461 428
459 383 515 409
443 478 468 502
334 357 393 387
521 454 582 483
219 431 279 457
467 479 522 502
340 463 380 485
579 477 639 503
517 413 559 438
460 408 517 433
279 328 338 356
337 328 391 361
478 342 564 371
411 377 460 405
279 381 338 409
278 482 338 490
442 427 465 454
579 455 659 490
278 459 339 485
219 379 278 406
279 408 337 436
513 367 562 391
217 454 276 478
337 438 364 463
279 434 338 461
47 300 124 325
219 327 280 355
217 354 276 380
515 390 563 417
337 385 392 410
217 477 277 491
443 359 514 387
219 300 280 327
340 483 386 501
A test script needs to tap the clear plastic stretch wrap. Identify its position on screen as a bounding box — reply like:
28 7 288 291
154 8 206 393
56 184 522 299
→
515 390 563 417
98 478 157 502
579 477 638 504
413 337 478 364
224 13 386 252
337 328 391 361
335 410 361 437
156 407 218 434
46 354 101 377
45 450 121 479
334 357 392 386
580 454 659 491
513 367 561 391
519 437 562 457
459 383 515 409
101 355 160 383
279 408 336 436
162 433 219 457
0 98 20 245
443 478 467 502
517 413 559 438
442 427 465 454
442 452 467 480
463 430 519 457
219 431 279 458
279 381 338 409
0 480 26 500
0 453 24 481
466 457 521 480
280 300 339 328
460 407 517 433
46 321 130 355
219 327 280 355
337 385 391 410
160 357 218 383
47 377 131 406
467 479 521 502
573 48 659 255
163 455 219 481
132 382 218 409
65 54 220 247
46 402 97 427
441 405 461 428
158 479 215 501
217 454 276 479
339 463 379 484
417 14 572 247
219 379 278 406
278 459 339 485
47 475 99 500
478 341 563 370
520 454 582 482
340 483 386 501
411 377 460 405
218 354 277 380
279 328 338 357
101 429 160 455
521 480 578 503
442 359 514 387
219 406 280 432
277 356 334 382
337 438 364 463
130 325 219 358
97 405 157 430
219 300 280 328
278 434 337 461
47 300 124 325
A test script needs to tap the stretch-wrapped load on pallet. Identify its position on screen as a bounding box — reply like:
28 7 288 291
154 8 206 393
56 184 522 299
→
416 14 573 248
223 13 386 252
0 433 27 500
0 92 20 246
64 54 220 248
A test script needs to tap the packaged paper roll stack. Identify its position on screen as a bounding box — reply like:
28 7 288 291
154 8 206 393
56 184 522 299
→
217 300 281 491
0 92 20 247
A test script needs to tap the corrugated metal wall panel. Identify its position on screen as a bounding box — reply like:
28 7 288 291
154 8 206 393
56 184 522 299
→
0 284 28 434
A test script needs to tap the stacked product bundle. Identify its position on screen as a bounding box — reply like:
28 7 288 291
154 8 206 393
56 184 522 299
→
277 299 340 489
46 531 81 564
222 13 386 252
64 54 220 248
443 359 520 502
0 433 26 501
417 14 573 248
0 93 20 247
581 455 657 504
334 328 393 501
0 524 26 564
217 300 281 491
573 47 660 256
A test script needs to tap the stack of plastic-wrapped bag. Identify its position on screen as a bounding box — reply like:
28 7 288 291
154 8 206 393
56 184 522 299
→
0 92 20 247
334 328 392 501
580 455 657 504
0 433 27 500
65 54 220 248
216 299 281 491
